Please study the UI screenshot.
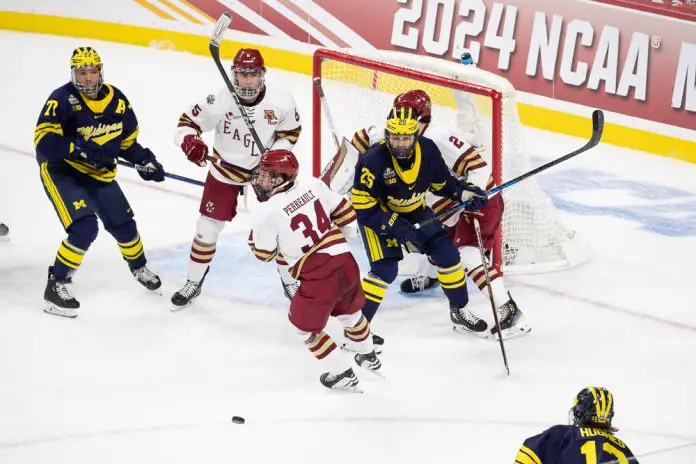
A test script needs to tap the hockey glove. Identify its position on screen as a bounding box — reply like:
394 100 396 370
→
387 214 426 252
136 149 165 182
181 134 208 167
456 181 488 212
72 139 114 168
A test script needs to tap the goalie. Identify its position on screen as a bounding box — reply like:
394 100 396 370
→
323 83 529 340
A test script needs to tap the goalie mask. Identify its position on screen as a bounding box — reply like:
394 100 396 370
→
570 387 615 429
251 149 299 202
385 106 419 162
393 90 432 125
70 47 103 99
232 48 266 102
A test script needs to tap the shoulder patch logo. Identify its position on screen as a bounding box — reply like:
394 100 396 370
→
206 94 215 105
68 94 79 105
264 110 278 125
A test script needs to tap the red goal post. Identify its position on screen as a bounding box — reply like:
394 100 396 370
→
312 48 587 274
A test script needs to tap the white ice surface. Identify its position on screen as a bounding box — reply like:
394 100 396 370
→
1 31 696 463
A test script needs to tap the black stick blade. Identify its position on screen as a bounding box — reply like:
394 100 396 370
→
590 109 605 146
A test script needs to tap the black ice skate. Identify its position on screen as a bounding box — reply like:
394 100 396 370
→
44 266 79 318
450 304 488 337
354 350 384 378
131 265 162 294
372 333 384 354
490 293 531 340
171 268 209 310
400 274 439 294
0 222 9 242
319 367 362 393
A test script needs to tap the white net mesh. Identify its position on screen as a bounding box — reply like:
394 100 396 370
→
314 49 588 273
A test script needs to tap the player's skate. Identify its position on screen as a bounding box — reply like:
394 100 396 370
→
491 293 531 340
131 266 162 294
319 367 362 393
0 223 9 242
44 266 79 318
171 268 209 310
342 333 384 355
450 303 488 338
400 274 439 294
354 350 384 378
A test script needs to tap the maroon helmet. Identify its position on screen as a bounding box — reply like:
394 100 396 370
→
251 149 299 202
232 48 266 101
393 90 432 124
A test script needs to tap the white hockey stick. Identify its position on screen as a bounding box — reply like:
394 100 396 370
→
473 217 510 376
313 77 341 151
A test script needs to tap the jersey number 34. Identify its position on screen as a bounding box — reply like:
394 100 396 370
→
290 200 331 253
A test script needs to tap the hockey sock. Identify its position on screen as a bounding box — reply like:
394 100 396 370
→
338 313 373 354
360 274 389 322
188 238 215 281
109 220 146 270
52 215 98 280
468 264 509 307
437 262 469 308
425 259 438 279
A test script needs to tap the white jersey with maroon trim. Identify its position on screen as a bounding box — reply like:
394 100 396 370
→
175 85 301 185
248 175 357 279
351 124 495 227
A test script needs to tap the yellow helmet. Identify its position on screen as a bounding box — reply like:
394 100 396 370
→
386 107 419 136
385 107 419 160
70 47 102 68
70 47 103 98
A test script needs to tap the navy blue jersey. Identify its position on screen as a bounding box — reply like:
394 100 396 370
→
35 83 149 182
350 136 460 232
516 425 638 464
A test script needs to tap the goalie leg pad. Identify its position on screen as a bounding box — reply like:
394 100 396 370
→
320 137 359 195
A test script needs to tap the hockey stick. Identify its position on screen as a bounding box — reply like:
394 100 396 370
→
473 217 509 376
117 160 205 187
313 77 341 151
422 109 605 227
209 12 266 156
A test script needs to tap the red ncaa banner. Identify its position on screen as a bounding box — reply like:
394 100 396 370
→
314 0 696 131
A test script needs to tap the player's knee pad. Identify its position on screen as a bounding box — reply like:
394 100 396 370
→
107 219 138 244
67 215 98 250
196 215 225 243
370 258 399 284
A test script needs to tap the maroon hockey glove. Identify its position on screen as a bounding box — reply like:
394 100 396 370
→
181 134 208 166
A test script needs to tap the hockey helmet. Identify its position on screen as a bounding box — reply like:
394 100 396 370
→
393 90 432 124
251 149 299 202
232 48 266 102
70 47 103 99
570 386 615 428
385 106 419 161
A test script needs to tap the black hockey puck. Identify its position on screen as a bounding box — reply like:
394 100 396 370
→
231 416 245 424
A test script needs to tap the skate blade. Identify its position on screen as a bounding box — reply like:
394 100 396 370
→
452 325 490 339
170 300 196 312
341 342 383 355
44 302 77 318
357 365 385 379
493 325 532 341
326 384 364 393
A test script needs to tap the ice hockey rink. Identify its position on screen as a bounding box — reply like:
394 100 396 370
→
1 30 695 463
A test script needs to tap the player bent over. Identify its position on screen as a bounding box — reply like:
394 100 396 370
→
516 387 639 464
248 150 382 392
35 47 165 318
171 48 302 309
351 107 488 338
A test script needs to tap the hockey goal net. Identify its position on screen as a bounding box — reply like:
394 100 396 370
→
312 48 587 273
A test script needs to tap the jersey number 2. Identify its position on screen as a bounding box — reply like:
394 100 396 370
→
580 441 628 464
290 200 331 253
